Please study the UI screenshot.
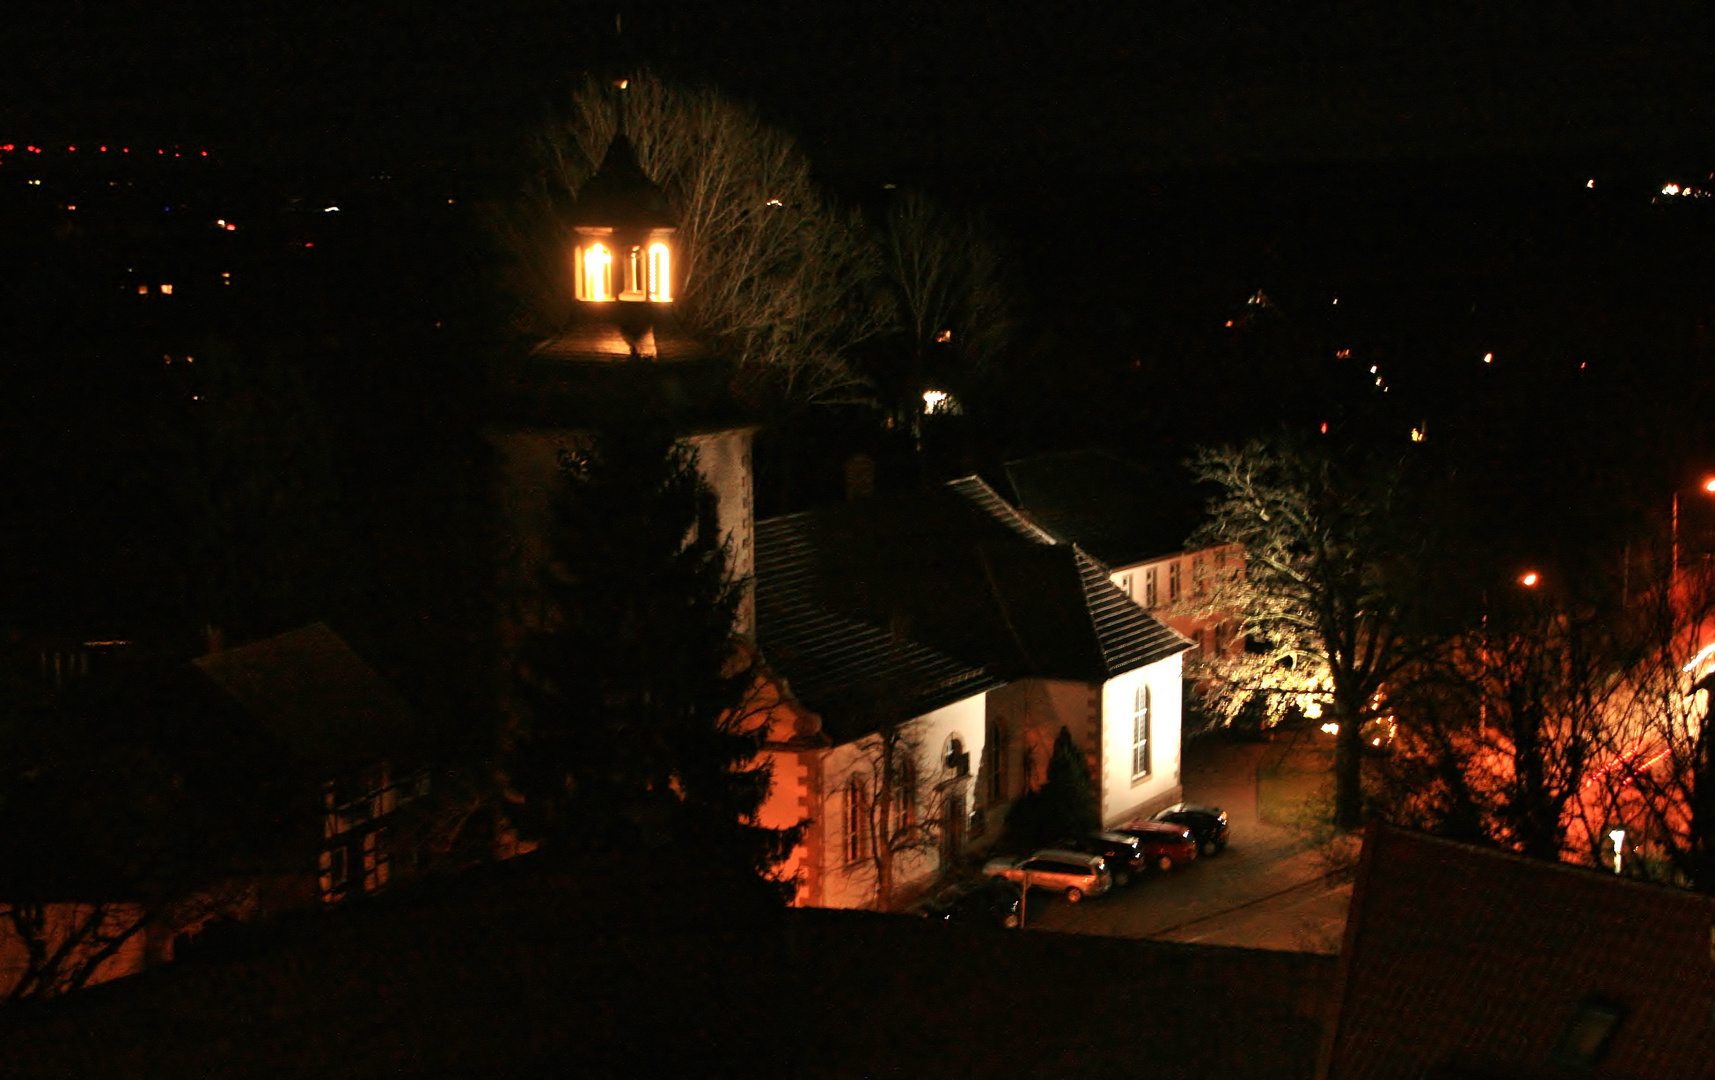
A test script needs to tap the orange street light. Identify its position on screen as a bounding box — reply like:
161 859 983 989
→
1672 478 1715 575
1520 572 1540 587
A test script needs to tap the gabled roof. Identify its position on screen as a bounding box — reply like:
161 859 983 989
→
1319 825 1715 1080
194 623 425 773
1002 448 1202 567
755 514 1005 745
755 479 1189 743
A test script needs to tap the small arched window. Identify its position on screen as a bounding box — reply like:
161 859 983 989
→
647 242 672 301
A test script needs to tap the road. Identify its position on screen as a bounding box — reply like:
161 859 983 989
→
1023 732 1354 954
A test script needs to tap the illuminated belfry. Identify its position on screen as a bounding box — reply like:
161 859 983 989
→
556 135 689 358
490 133 758 655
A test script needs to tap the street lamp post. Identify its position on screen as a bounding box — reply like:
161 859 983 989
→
1672 478 1715 579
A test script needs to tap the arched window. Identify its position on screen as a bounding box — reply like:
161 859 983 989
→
893 757 916 827
1132 683 1152 779
577 242 613 301
647 242 672 301
843 777 869 862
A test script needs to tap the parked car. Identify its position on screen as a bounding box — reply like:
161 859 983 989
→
907 877 1023 929
1150 803 1230 857
1112 820 1198 871
983 849 1112 903
1057 831 1148 887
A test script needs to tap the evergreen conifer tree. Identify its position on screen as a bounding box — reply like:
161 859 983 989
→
1005 726 1100 848
506 422 797 889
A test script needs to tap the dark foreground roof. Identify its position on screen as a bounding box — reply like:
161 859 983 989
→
194 622 426 772
756 478 1188 742
3 853 1334 1079
1320 825 1715 1080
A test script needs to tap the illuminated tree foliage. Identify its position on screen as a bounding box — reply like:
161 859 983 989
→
504 72 888 410
1186 437 1423 830
505 424 798 889
1585 567 1715 892
1375 588 1616 863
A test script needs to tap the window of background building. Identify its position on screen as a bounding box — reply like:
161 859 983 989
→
1145 567 1158 607
1168 561 1181 601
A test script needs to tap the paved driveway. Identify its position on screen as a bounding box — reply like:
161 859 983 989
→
1022 732 1354 954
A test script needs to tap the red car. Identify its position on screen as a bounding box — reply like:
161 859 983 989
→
1113 820 1198 871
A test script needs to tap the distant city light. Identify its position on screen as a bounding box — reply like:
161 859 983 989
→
1521 571 1539 587
1410 427 1426 443
765 198 783 207
922 389 962 415
1608 829 1625 874
324 206 339 212
1320 722 1339 736
1586 179 1595 188
159 284 173 295
1663 183 1681 196
1483 352 1493 364
935 329 952 343
1320 422 1329 434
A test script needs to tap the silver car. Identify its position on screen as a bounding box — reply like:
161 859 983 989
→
983 848 1112 903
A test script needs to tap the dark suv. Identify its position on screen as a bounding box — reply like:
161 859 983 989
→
1057 831 1149 887
908 878 1023 929
1150 803 1230 856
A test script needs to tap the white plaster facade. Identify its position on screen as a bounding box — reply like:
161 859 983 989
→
816 692 988 911
1098 653 1185 827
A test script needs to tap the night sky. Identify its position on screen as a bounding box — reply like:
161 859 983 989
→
4 2 1712 179
4 1 1715 641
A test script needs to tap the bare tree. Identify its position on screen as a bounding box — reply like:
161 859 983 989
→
832 719 952 911
1588 565 1715 890
1186 437 1424 830
1376 590 1617 864
503 72 890 410
870 190 1015 427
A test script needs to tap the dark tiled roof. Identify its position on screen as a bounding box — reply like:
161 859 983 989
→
755 514 1005 744
1321 825 1715 1080
1074 547 1192 674
755 480 1189 740
1003 448 1201 567
194 623 425 772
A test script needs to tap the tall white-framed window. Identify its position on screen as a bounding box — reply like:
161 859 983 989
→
1144 567 1158 608
843 777 869 863
1131 683 1152 780
1168 561 1181 601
